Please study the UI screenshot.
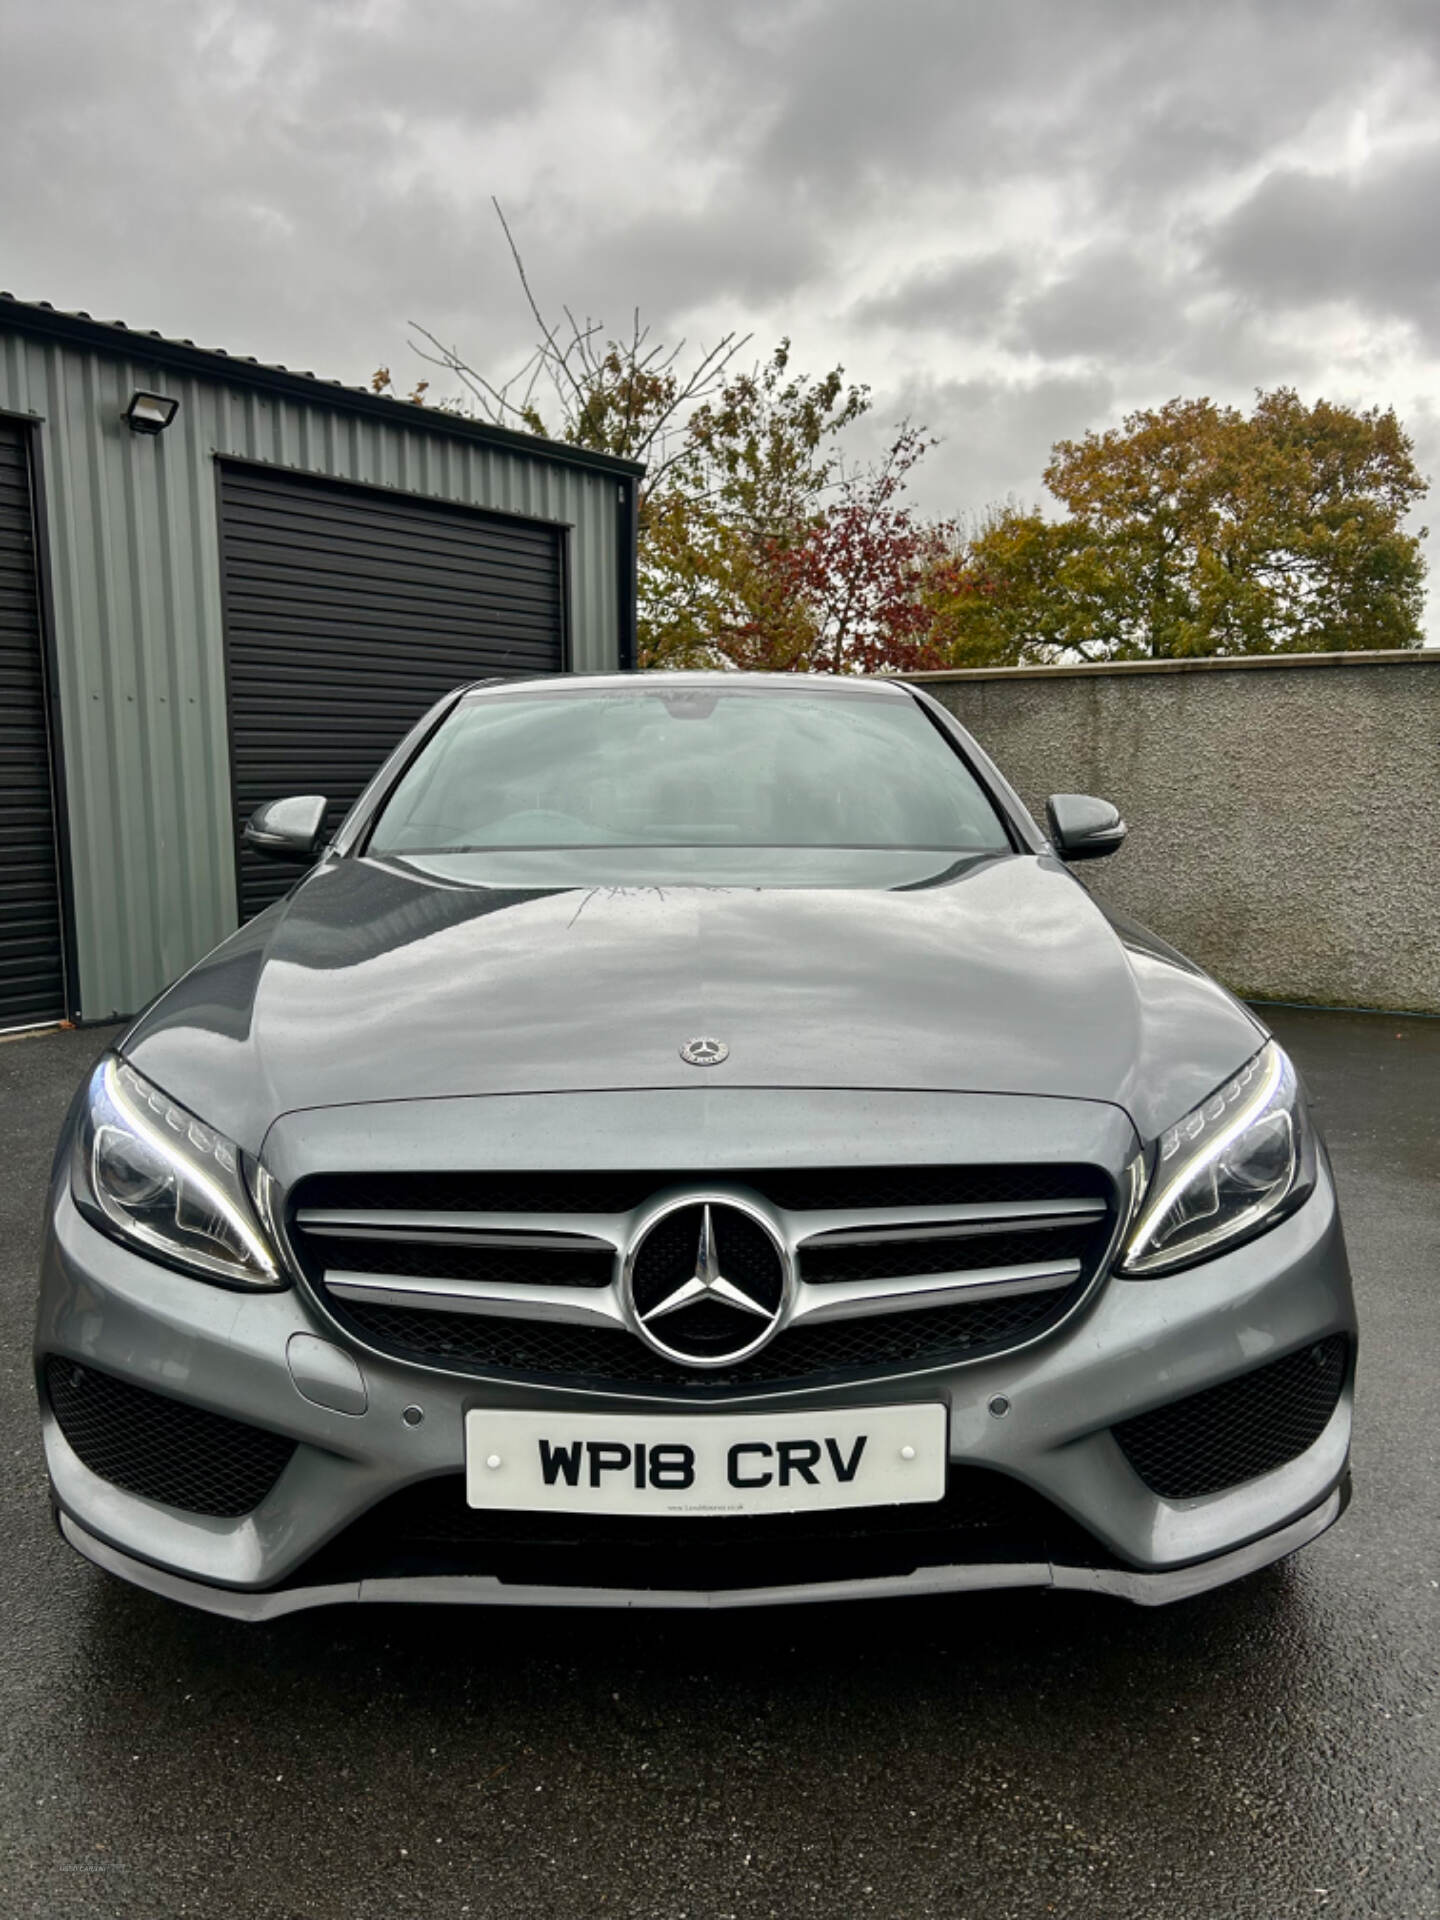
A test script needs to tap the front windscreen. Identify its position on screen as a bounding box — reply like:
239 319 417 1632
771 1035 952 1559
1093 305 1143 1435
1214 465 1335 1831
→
365 684 1011 869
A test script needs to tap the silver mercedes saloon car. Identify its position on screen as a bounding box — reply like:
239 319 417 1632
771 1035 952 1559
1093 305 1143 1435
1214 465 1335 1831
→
36 673 1355 1616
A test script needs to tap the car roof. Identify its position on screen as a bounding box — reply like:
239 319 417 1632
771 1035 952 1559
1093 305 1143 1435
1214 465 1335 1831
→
461 670 913 698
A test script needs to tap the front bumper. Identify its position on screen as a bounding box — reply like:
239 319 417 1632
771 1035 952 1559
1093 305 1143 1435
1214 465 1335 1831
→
37 1162 1356 1613
57 1485 1347 1616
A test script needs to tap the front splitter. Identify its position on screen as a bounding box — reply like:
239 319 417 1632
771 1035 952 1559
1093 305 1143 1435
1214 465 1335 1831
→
60 1487 1342 1618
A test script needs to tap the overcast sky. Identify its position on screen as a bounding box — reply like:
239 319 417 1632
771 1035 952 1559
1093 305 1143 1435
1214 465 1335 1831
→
4 0 1439 622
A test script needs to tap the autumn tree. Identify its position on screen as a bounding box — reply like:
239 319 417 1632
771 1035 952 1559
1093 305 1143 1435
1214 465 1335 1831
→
929 390 1428 664
374 206 947 672
638 347 950 671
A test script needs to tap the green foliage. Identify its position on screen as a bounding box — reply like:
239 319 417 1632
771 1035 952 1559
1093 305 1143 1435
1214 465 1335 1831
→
930 390 1428 664
639 343 867 669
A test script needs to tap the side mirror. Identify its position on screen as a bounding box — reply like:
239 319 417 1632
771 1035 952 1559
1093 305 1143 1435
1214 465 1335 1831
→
243 795 329 863
1046 793 1127 862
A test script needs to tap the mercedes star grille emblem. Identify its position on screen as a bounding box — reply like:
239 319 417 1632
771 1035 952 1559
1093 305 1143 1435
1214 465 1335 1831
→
679 1036 728 1067
625 1199 788 1367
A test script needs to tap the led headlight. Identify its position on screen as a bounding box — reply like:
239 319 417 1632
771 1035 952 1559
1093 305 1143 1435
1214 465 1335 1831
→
72 1057 284 1289
1121 1041 1315 1275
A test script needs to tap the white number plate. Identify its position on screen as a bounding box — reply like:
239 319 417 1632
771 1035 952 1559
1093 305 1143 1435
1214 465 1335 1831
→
464 1404 947 1517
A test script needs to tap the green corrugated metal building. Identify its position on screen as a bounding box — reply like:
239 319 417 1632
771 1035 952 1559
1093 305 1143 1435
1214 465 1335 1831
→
0 294 642 1028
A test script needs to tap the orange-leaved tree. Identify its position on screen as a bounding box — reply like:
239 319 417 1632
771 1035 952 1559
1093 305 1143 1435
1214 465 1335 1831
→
928 390 1427 664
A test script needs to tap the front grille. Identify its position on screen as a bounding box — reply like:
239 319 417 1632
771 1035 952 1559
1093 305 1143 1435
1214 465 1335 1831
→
1113 1336 1349 1500
297 1468 1111 1592
329 1287 1088 1390
292 1163 1115 1393
44 1357 295 1517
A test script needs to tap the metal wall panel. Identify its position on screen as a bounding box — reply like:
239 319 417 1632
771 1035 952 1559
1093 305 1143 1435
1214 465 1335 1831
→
0 421 65 1026
0 332 624 1019
219 462 563 917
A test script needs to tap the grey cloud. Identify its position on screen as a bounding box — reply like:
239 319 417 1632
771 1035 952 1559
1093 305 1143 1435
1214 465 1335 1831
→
1165 312 1326 398
745 0 1414 220
1075 3 1416 212
304 1 626 121
1203 147 1440 338
1009 246 1175 362
851 254 1021 337
515 202 830 323
853 371 1117 523
748 1 1126 203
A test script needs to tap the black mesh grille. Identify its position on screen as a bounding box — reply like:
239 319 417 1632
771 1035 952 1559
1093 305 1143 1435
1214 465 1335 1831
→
312 1237 613 1288
799 1223 1100 1286
328 1283 1085 1391
292 1164 1110 1216
1113 1336 1349 1500
45 1357 296 1517
298 1468 1110 1592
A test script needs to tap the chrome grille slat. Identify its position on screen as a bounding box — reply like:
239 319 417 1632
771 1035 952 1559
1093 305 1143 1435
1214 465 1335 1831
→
798 1203 1105 1248
300 1226 612 1253
788 1262 1082 1325
326 1273 627 1326
295 1207 628 1249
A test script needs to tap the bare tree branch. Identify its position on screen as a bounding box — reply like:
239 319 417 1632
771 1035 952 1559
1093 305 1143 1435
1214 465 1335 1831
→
491 197 591 417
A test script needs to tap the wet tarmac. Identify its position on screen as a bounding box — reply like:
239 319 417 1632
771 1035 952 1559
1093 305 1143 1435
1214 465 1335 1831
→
1 1006 1436 1919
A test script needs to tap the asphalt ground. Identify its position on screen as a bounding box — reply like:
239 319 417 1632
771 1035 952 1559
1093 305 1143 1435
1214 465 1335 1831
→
1 1006 1436 1920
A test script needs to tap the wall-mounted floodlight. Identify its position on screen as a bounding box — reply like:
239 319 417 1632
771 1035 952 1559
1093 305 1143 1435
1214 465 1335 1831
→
123 391 180 435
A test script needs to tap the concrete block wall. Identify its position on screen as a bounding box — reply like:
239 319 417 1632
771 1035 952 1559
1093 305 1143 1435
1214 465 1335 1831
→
909 652 1440 1015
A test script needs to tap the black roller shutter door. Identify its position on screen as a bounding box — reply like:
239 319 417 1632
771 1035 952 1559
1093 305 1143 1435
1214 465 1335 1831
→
219 464 564 918
0 423 65 1028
